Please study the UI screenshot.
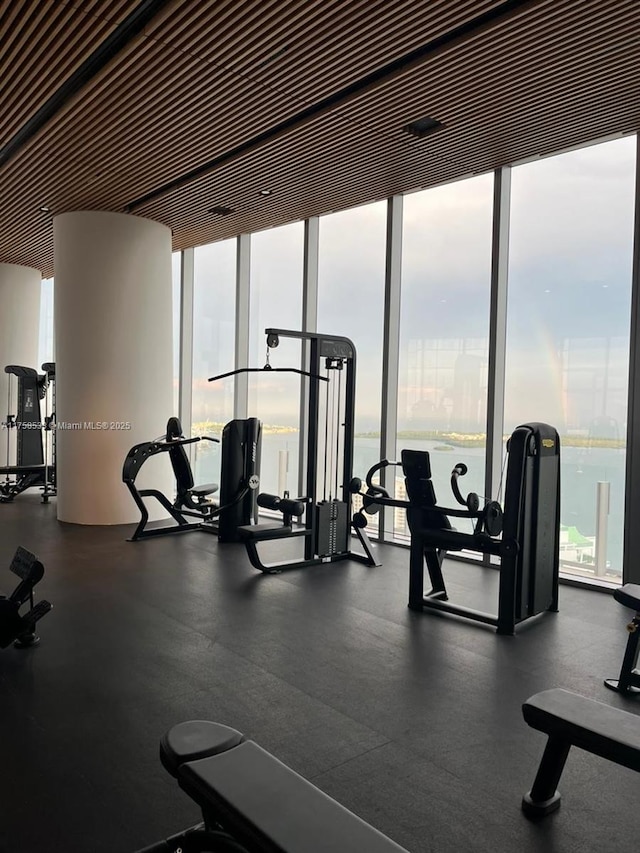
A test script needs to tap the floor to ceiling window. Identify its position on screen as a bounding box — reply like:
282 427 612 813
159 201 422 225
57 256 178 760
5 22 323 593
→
191 239 237 483
317 201 386 528
171 252 181 416
38 277 54 367
248 223 304 496
396 175 494 538
505 137 636 581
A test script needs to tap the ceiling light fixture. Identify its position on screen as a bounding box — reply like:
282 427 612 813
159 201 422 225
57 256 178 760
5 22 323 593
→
403 116 444 138
258 189 272 196
39 205 50 213
208 205 234 216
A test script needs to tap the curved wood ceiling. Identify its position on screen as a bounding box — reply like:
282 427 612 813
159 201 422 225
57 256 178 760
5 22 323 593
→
1 0 638 278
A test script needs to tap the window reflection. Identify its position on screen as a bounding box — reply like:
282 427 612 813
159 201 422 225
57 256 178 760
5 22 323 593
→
38 277 54 366
396 175 494 537
171 252 180 416
506 137 636 579
318 201 386 532
248 223 304 496
192 240 236 482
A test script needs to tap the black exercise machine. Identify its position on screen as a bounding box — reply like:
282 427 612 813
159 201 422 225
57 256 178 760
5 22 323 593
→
521 688 640 817
0 363 56 503
352 422 560 634
604 583 640 696
135 719 409 853
0 546 52 649
123 417 261 542
209 328 378 573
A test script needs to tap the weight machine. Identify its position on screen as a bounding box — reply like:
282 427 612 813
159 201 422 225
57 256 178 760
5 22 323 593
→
0 546 52 649
0 363 56 503
123 416 261 542
352 422 560 634
209 328 378 573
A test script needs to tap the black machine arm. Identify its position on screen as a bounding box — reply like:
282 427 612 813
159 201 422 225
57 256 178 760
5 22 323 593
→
208 367 328 383
264 328 356 358
352 457 503 533
122 436 214 485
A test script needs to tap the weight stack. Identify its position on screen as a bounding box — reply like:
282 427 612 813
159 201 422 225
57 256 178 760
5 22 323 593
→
315 499 348 557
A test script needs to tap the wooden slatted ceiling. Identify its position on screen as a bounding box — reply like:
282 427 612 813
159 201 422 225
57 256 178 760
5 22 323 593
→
1 0 633 201
0 0 638 278
0 0 141 143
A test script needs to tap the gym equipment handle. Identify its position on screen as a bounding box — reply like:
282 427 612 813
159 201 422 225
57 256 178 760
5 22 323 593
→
257 493 306 517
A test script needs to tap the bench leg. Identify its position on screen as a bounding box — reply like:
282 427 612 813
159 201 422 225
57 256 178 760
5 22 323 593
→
522 735 571 817
604 614 640 696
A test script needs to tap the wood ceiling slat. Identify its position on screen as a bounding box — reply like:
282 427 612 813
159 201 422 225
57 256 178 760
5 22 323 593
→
0 0 143 140
238 0 512 99
9 102 633 281
37 0 616 176
129 101 632 230
0 4 584 205
271 0 611 105
6 55 640 236
340 39 637 131
1 0 639 276
0 0 584 178
3 27 636 213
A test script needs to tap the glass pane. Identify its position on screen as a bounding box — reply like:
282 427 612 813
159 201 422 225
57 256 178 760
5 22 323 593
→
248 223 304 497
506 137 636 581
38 277 54 367
192 239 236 483
318 201 386 530
397 175 494 538
172 252 181 415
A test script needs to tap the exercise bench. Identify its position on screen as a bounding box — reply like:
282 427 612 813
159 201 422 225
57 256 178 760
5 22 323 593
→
521 688 640 817
137 720 409 852
604 583 640 696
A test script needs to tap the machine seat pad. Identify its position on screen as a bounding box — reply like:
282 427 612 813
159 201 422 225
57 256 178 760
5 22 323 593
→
160 721 244 778
237 524 294 541
179 740 410 853
190 483 219 497
614 583 640 612
523 689 640 772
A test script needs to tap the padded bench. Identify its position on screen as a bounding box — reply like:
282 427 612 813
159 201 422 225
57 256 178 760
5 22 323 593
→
521 688 640 817
604 583 640 696
139 720 409 853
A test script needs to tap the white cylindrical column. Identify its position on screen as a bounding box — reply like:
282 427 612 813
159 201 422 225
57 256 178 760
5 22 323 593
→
0 264 41 465
54 211 174 524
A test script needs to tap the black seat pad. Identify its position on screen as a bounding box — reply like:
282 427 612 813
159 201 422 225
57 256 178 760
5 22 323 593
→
179 740 409 853
614 583 640 611
161 721 243 777
523 688 640 772
190 483 219 497
237 524 295 541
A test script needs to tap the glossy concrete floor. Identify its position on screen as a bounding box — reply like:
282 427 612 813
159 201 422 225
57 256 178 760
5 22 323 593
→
1 493 639 853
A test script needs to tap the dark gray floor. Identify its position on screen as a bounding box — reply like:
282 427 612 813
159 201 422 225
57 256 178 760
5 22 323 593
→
1 493 639 853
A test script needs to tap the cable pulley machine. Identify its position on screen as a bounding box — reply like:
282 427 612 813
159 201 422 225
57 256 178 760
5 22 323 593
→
208 328 378 572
